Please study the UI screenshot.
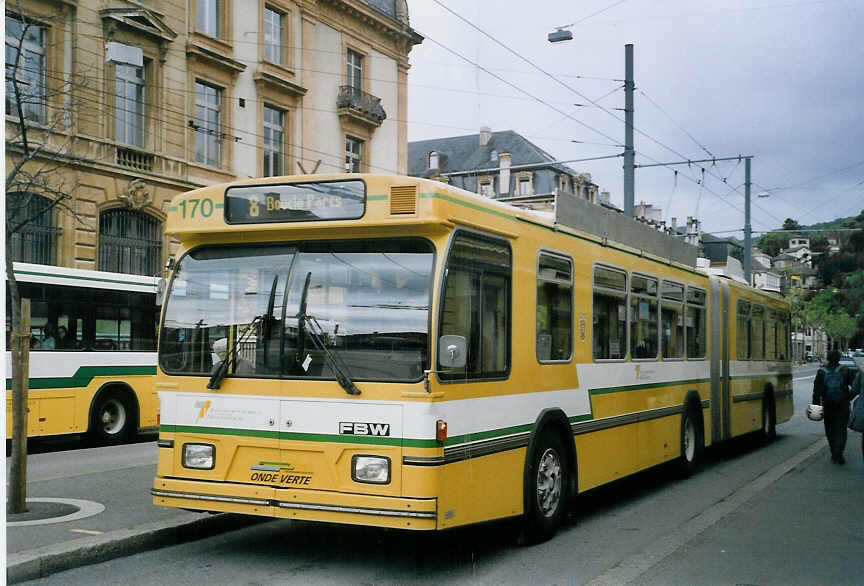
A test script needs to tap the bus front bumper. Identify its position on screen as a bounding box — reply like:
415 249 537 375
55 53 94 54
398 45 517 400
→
152 477 438 530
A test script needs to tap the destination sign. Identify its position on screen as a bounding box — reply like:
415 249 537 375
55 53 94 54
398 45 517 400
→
225 179 365 224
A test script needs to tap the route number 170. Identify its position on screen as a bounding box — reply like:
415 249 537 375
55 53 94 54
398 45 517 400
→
177 198 215 218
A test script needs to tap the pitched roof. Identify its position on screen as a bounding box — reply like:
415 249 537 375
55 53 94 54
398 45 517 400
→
408 130 579 178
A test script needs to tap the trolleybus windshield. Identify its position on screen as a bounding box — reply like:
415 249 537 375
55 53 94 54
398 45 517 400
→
159 238 434 382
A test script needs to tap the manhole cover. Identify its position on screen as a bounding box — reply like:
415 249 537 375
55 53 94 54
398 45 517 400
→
7 498 105 527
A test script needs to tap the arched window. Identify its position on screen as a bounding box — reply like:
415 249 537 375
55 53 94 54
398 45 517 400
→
6 192 58 265
98 209 162 276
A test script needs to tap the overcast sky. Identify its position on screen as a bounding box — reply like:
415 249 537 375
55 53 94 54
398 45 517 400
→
404 0 864 236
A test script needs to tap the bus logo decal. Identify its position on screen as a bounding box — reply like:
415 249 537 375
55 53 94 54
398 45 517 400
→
194 400 211 422
339 422 391 437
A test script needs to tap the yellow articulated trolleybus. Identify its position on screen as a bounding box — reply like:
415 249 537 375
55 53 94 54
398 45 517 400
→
5 262 160 443
152 174 792 541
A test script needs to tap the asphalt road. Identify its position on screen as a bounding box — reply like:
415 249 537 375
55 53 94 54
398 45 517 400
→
16 363 864 585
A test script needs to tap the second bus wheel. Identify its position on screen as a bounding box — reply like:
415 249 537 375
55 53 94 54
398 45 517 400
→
90 391 135 444
524 431 568 544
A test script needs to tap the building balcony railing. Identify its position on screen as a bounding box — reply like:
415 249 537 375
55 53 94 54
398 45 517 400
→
336 85 386 127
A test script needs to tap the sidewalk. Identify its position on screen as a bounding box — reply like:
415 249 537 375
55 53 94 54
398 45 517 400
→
5 441 263 584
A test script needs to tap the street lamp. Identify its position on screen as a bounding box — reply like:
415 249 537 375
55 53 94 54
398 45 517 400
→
548 28 573 43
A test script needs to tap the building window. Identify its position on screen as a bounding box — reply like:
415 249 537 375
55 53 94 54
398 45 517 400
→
347 49 363 90
5 15 45 123
115 64 145 147
263 105 285 177
345 136 363 172
537 253 572 362
197 0 221 37
439 232 511 380
428 151 439 170
593 265 627 360
264 6 284 64
6 192 58 265
194 81 222 167
516 172 533 196
479 180 492 197
630 273 659 360
98 209 162 276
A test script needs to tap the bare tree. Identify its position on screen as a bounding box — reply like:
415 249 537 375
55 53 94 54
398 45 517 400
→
5 4 89 514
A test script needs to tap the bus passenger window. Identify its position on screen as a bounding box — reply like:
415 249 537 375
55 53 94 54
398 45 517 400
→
736 300 751 360
536 253 572 362
765 309 777 360
751 305 765 360
686 287 706 358
592 266 627 360
438 232 511 380
630 274 658 360
661 281 684 359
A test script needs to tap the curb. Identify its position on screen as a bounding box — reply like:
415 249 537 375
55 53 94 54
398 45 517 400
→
7 512 266 584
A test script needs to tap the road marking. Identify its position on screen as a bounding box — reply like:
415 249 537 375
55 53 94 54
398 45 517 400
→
69 529 103 536
584 437 825 586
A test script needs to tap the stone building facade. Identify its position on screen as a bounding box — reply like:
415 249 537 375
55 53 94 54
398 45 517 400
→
5 0 421 276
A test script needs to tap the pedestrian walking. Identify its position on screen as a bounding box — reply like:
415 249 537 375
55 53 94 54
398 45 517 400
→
811 349 854 464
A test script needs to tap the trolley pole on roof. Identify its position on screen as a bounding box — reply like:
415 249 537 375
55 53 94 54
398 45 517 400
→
744 157 752 284
623 44 635 218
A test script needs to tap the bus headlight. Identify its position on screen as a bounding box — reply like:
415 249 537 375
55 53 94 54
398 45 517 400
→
352 455 390 484
182 443 215 470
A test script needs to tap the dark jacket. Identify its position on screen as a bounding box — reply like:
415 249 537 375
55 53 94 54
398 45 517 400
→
811 363 854 406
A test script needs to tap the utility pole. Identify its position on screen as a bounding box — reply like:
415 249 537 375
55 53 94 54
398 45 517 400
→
744 157 752 284
623 43 635 218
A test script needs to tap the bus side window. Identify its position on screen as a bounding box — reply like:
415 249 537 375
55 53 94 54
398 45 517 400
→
536 253 572 362
438 232 511 380
630 274 659 360
593 266 627 360
751 304 765 360
686 286 706 359
736 300 751 360
661 281 685 359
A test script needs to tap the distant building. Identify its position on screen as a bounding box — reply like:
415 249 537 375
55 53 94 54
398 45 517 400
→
408 128 603 210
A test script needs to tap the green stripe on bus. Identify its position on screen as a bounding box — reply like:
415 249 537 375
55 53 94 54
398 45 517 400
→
12 269 154 288
5 365 156 391
367 195 388 201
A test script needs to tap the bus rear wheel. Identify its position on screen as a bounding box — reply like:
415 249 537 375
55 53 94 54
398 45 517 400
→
524 431 568 543
678 404 704 477
90 392 134 445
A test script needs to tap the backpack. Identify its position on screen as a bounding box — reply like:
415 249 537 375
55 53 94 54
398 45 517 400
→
821 365 847 403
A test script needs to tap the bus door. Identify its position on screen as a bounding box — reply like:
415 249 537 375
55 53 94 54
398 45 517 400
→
709 278 731 442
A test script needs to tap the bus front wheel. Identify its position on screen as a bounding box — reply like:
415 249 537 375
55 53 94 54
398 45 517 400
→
90 392 134 444
524 431 568 543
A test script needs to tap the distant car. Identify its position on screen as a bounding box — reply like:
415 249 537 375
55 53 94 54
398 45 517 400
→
854 349 864 357
838 356 861 376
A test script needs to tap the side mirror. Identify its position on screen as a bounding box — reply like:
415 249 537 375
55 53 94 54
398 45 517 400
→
156 278 166 306
438 335 466 368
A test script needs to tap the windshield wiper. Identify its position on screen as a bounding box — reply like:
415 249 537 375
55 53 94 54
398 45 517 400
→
295 272 361 396
208 276 278 390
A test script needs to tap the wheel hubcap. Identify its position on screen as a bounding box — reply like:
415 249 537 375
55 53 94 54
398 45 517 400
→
100 398 126 435
684 418 695 461
536 448 562 517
